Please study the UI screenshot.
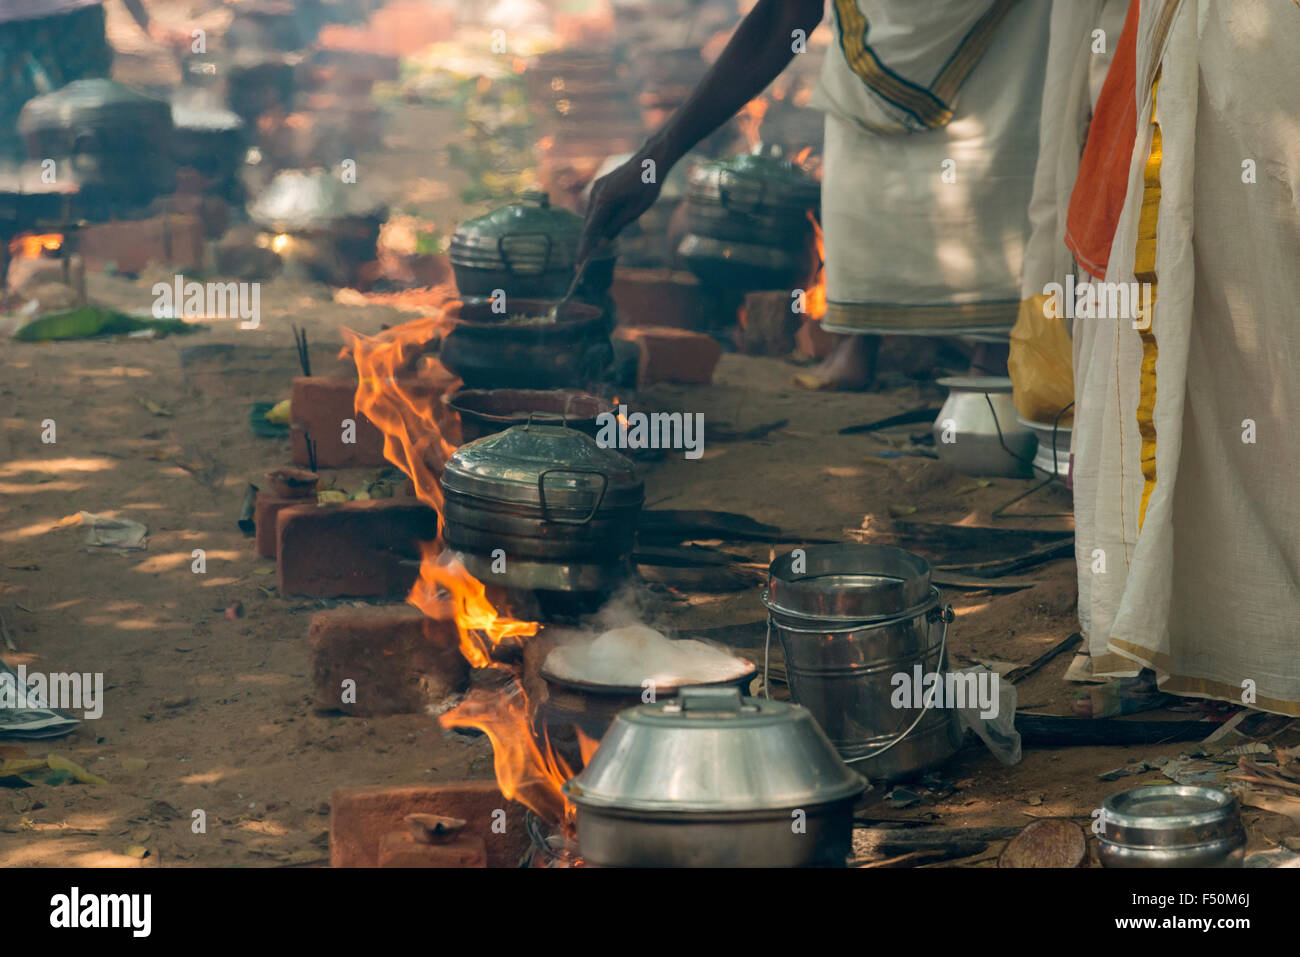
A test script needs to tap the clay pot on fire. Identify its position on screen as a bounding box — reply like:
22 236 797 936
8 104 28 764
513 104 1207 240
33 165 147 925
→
438 298 613 391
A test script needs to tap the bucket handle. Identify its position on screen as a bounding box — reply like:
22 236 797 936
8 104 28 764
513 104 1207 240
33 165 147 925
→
761 595 954 767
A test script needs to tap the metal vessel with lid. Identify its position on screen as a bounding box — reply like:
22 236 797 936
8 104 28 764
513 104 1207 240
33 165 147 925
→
439 420 643 593
564 685 866 867
678 150 820 290
18 79 175 208
449 191 616 300
1097 785 1246 868
762 544 963 782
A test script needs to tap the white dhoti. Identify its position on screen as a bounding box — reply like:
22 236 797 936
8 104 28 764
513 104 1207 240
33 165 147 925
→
1073 0 1300 714
812 0 1053 334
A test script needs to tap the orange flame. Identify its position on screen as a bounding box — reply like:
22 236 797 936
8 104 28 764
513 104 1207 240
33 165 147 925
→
611 396 630 429
344 312 580 831
576 727 601 767
10 233 62 259
806 211 826 320
737 96 769 152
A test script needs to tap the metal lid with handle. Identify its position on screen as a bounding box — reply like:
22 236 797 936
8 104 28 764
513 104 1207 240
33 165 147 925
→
563 686 866 813
441 420 643 515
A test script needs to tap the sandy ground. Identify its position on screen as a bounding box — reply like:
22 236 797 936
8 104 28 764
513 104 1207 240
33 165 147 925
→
1 106 1294 869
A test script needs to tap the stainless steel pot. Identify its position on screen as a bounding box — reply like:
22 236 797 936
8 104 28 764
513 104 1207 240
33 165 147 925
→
1097 785 1246 868
439 421 643 593
564 685 866 867
762 544 963 783
450 191 616 300
933 376 1037 478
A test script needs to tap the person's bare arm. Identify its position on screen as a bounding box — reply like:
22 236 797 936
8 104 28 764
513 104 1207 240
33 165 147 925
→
122 0 151 33
578 0 824 260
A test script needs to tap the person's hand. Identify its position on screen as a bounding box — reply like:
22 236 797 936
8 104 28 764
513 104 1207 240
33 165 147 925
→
578 151 665 262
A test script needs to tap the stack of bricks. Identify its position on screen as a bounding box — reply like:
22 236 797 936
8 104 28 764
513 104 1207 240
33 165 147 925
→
255 361 454 599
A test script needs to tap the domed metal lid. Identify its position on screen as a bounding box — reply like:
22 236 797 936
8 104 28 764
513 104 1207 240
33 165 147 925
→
451 191 615 271
441 421 643 515
687 152 820 215
563 685 866 813
18 79 172 135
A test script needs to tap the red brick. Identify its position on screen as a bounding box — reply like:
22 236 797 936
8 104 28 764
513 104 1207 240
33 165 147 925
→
307 604 466 715
330 782 529 868
289 376 387 469
614 325 722 386
276 499 437 598
254 491 303 559
79 214 204 275
377 830 487 868
289 370 451 470
610 267 708 330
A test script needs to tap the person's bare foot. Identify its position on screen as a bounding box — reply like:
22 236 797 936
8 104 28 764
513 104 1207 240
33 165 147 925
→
792 334 878 391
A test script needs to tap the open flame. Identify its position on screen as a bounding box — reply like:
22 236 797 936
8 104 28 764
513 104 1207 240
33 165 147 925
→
344 310 580 832
806 210 826 320
737 96 769 152
9 233 62 259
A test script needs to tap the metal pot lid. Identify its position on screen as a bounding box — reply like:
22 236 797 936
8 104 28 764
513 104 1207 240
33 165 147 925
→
1099 785 1242 847
687 153 820 214
249 169 383 231
451 191 615 268
18 79 172 135
563 685 865 813
441 422 643 513
763 544 934 622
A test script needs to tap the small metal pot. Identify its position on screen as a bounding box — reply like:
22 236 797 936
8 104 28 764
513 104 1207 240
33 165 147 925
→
1097 785 1246 868
564 685 866 867
933 376 1037 478
439 421 643 593
450 191 616 300
439 298 613 391
443 388 610 442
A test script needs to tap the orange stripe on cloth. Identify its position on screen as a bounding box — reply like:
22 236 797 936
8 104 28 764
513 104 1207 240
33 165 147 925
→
1064 0 1140 277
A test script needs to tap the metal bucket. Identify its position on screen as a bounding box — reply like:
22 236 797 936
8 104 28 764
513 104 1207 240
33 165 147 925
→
761 544 963 782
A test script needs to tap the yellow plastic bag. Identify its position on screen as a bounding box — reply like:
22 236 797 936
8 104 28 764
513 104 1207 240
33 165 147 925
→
1008 294 1074 425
